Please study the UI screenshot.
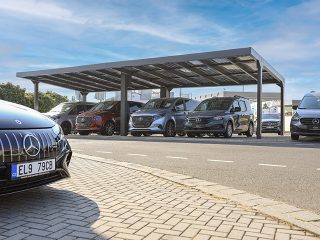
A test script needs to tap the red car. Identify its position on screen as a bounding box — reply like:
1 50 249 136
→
76 101 143 136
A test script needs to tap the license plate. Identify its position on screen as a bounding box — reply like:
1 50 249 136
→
11 159 56 179
195 124 204 128
312 126 320 129
266 126 274 129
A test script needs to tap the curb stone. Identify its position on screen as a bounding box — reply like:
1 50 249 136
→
73 152 320 237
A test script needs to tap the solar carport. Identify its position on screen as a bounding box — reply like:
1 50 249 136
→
16 47 285 139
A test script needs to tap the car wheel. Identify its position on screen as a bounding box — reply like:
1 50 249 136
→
177 132 186 137
163 121 176 137
246 123 254 137
186 133 195 138
78 131 89 136
131 132 142 137
223 122 233 138
61 122 71 135
195 133 205 138
291 134 299 141
101 122 115 136
278 131 282 135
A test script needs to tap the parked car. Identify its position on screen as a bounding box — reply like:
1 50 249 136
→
185 96 254 138
129 97 199 137
76 101 143 136
0 100 72 195
45 102 95 135
290 91 320 140
262 113 281 135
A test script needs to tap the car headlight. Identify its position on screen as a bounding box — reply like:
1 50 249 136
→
52 124 64 139
291 113 300 122
153 114 165 121
213 116 224 121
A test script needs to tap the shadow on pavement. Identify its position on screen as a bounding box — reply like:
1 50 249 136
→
0 186 109 239
67 134 320 149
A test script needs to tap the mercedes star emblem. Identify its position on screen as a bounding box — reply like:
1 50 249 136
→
312 118 320 125
15 120 22 125
23 134 41 157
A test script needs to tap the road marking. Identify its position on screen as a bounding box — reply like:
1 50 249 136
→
207 159 234 163
166 156 188 160
128 153 148 157
317 168 320 171
259 163 287 168
96 151 112 154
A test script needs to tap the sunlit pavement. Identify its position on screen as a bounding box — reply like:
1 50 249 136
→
0 156 319 240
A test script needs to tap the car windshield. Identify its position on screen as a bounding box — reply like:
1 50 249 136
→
142 98 176 109
299 96 320 109
194 98 232 111
262 114 280 120
90 101 117 111
48 103 74 113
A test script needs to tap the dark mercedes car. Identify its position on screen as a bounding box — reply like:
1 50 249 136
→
262 113 281 135
185 96 254 138
0 100 72 195
290 91 320 140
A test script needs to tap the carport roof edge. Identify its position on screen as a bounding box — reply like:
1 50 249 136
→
16 47 285 92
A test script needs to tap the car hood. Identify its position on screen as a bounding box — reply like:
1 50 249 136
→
296 108 320 117
188 110 226 118
262 118 280 123
132 109 167 116
0 100 55 129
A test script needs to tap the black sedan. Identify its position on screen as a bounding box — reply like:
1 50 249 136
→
0 100 72 195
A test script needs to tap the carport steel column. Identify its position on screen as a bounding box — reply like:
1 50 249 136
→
80 91 88 102
120 73 131 136
280 84 285 135
32 80 39 111
256 60 263 139
160 87 172 98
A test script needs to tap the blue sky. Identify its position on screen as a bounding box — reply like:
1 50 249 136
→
0 0 319 102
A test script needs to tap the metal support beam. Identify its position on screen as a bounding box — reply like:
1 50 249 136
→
280 83 285 135
32 81 39 111
256 60 263 139
160 87 172 98
80 92 88 102
120 73 131 136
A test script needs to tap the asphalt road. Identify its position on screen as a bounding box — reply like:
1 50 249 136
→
67 134 320 214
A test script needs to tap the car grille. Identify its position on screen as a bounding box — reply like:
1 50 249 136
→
262 121 279 127
0 129 63 163
132 116 154 128
76 116 94 127
300 118 320 126
188 117 212 124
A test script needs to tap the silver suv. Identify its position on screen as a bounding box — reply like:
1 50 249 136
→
129 97 199 137
45 102 95 135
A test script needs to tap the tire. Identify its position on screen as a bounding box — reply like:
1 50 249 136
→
101 122 115 136
246 123 254 137
177 132 186 137
163 121 176 137
131 132 142 137
195 133 205 138
291 134 299 141
223 121 233 138
78 131 89 136
61 122 72 135
187 133 195 138
278 131 282 135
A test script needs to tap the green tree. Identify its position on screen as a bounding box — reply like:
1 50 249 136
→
0 82 68 113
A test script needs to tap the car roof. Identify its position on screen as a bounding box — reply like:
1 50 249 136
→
304 91 320 97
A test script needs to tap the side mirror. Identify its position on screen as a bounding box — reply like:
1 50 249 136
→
292 105 298 110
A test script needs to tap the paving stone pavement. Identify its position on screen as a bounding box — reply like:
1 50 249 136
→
0 157 319 240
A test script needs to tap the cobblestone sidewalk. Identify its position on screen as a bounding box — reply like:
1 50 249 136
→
0 157 319 240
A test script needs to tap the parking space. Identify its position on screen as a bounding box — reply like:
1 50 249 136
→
67 134 320 214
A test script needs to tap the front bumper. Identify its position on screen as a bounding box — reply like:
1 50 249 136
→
262 126 281 133
185 120 226 133
291 121 320 136
0 142 72 195
129 117 165 133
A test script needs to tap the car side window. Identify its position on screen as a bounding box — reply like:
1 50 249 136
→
75 105 86 114
185 99 199 111
175 99 185 111
239 101 247 112
232 100 240 110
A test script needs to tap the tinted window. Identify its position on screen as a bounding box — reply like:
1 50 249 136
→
239 101 247 112
263 114 280 120
185 99 199 111
142 98 176 109
175 99 184 111
299 96 320 109
90 101 117 111
195 98 232 111
49 103 74 113
76 105 86 114
233 100 240 109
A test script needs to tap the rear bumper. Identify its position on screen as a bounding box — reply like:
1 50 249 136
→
0 148 72 195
